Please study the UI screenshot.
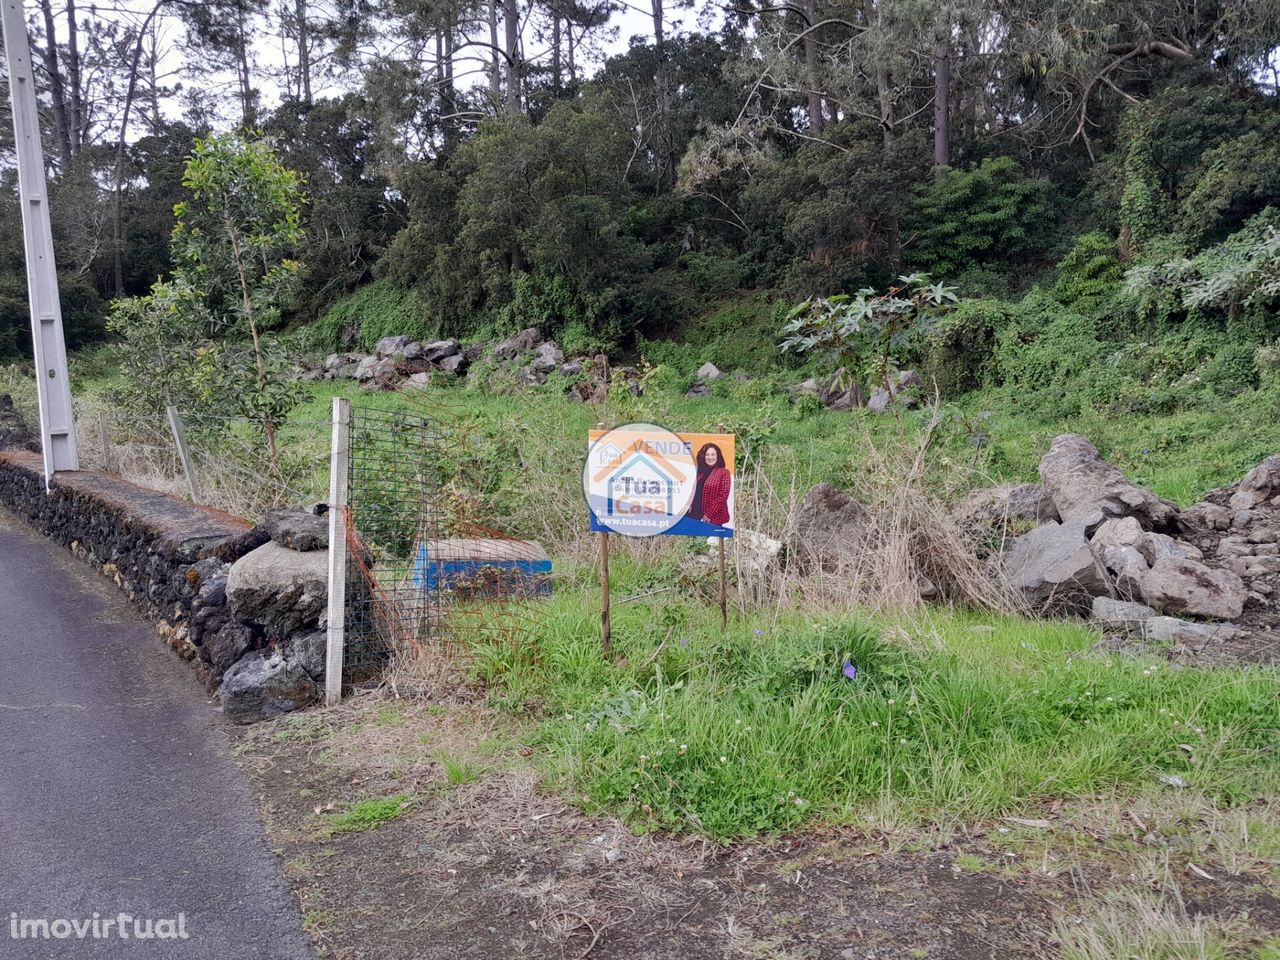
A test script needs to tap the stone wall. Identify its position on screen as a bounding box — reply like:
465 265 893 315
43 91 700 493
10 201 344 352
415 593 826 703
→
0 450 329 723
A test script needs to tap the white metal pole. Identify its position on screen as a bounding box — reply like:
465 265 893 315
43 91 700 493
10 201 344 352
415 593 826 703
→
1 0 78 487
325 397 351 707
165 404 198 501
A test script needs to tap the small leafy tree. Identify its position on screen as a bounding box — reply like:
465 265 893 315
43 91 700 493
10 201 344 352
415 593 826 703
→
110 133 306 467
779 274 957 398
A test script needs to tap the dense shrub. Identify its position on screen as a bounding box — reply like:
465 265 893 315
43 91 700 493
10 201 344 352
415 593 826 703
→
1050 233 1123 318
907 157 1052 277
925 299 1011 396
643 296 788 375
307 278 435 352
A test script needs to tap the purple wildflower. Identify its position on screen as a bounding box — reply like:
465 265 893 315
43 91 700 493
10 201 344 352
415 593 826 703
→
842 659 858 680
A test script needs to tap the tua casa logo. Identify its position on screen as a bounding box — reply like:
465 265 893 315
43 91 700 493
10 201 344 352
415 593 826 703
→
584 424 695 536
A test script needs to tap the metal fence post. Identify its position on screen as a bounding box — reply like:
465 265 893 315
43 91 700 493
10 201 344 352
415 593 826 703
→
325 397 351 706
97 411 112 476
165 405 198 501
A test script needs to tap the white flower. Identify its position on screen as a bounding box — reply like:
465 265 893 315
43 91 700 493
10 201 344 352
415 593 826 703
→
871 721 880 728
719 756 727 764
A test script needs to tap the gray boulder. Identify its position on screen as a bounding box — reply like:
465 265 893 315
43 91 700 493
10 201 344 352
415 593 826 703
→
423 339 461 363
438 353 468 375
375 334 415 358
401 371 432 391
793 378 820 397
788 483 870 568
260 507 328 552
959 483 1059 526
322 353 362 379
696 361 724 381
493 327 543 360
686 381 709 399
1091 596 1157 624
1143 616 1242 651
1094 542 1150 599
1003 518 1108 609
285 629 328 681
202 620 258 675
1039 434 1178 530
355 355 397 383
867 388 892 414
531 340 565 374
219 649 317 724
728 528 783 580
1138 556 1247 620
1229 455 1280 510
1179 501 1233 536
226 541 329 636
1142 531 1203 565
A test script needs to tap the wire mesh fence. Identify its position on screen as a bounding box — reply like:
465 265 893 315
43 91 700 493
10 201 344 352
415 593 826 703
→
342 402 554 680
342 406 449 677
83 405 332 520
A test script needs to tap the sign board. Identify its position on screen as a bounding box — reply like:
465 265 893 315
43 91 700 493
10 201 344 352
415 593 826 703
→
584 423 735 538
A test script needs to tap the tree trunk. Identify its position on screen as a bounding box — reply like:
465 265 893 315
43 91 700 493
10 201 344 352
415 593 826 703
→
234 3 254 127
877 64 900 267
651 0 673 184
296 0 311 105
933 38 950 169
488 0 501 111
551 13 562 95
37 0 72 168
146 26 162 130
442 28 457 150
113 2 167 295
66 0 83 158
503 0 521 114
802 0 823 134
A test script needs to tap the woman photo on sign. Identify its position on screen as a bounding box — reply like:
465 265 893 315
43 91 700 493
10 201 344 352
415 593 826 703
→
690 442 732 529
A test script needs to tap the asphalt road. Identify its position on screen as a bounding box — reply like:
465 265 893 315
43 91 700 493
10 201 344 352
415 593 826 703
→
0 509 314 959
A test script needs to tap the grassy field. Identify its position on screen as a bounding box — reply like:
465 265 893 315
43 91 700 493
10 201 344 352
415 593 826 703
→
464 554 1280 841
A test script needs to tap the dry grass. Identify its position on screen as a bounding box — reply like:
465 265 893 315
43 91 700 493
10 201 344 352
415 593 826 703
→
1054 886 1253 960
74 399 332 519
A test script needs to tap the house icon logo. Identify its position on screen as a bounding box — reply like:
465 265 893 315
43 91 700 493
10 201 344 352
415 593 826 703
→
595 442 622 468
584 424 695 537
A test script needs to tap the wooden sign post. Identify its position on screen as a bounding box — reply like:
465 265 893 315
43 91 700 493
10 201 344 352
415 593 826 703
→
600 531 611 654
718 538 727 631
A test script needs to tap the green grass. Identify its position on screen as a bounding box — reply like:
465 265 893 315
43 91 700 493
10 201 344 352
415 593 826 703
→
323 794 411 834
293 370 1280 515
437 752 486 787
464 560 1279 841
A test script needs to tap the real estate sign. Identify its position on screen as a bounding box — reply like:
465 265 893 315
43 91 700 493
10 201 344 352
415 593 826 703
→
584 424 736 538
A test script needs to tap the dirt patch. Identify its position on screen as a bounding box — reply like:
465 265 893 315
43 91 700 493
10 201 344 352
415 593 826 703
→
235 694 1280 960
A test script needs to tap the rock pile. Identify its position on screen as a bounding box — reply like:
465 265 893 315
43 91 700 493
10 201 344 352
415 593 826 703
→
185 505 335 723
314 327 635 401
782 434 1278 663
992 434 1276 662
